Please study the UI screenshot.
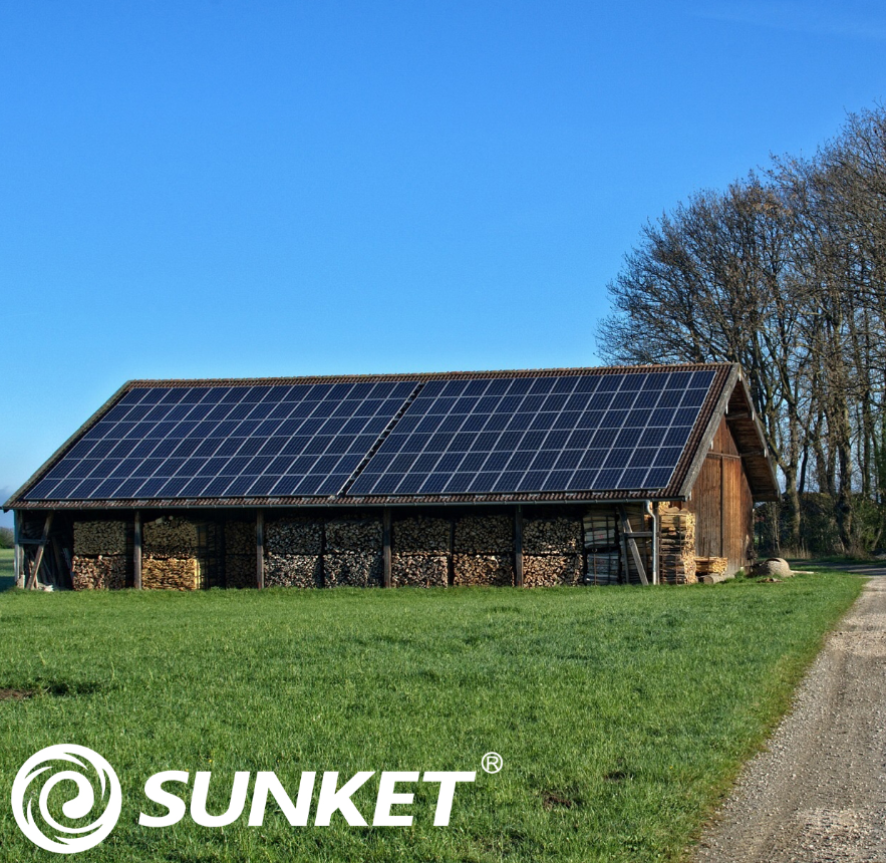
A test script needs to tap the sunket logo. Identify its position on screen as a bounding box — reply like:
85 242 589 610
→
11 745 484 854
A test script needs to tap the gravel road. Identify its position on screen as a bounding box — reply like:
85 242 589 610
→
693 573 886 863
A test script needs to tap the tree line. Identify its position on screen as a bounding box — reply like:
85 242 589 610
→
597 105 886 555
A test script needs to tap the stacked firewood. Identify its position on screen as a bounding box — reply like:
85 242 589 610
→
72 520 130 589
143 516 203 590
392 516 450 587
659 505 697 584
224 521 255 588
391 554 448 587
695 556 728 582
142 557 199 590
453 515 513 586
454 515 512 553
263 518 323 588
453 554 513 586
524 517 582 554
523 517 583 586
325 518 383 587
72 555 129 590
73 520 128 555
523 554 582 587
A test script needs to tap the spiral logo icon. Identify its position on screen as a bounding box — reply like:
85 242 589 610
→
11 744 122 854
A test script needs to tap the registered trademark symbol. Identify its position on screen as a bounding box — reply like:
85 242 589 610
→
481 752 503 774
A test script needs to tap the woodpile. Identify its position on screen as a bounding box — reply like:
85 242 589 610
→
454 515 512 553
225 554 256 589
265 554 321 588
695 556 728 584
72 555 128 590
73 520 128 555
224 521 254 588
324 551 382 588
391 554 448 587
659 505 697 584
142 557 199 590
144 516 205 590
523 554 582 587
524 517 582 554
259 518 323 589
266 518 322 554
453 554 513 586
393 517 450 554
326 518 382 553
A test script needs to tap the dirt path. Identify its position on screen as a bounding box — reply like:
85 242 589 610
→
693 573 886 863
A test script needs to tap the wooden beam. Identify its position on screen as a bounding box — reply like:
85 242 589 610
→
25 512 54 590
725 411 751 421
514 505 524 587
133 511 143 590
617 505 649 586
13 510 23 588
382 508 392 588
256 510 265 589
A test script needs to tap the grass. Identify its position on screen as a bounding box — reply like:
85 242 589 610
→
0 573 863 863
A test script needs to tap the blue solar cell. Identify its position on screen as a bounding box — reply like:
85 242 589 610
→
542 470 573 490
567 469 598 490
593 469 623 489
554 451 582 471
517 470 548 491
444 473 474 493
579 450 608 469
643 468 673 488
619 468 649 488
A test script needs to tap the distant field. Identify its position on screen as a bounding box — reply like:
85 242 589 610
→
0 549 13 591
0 573 864 862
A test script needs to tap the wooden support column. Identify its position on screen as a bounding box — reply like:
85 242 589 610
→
617 505 649 586
382 508 392 588
13 510 23 589
133 511 143 589
514 505 524 587
25 512 54 590
256 510 265 589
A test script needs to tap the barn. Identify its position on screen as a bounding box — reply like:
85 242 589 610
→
4 363 778 590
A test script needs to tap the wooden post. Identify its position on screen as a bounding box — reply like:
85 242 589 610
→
256 510 265 589
382 508 392 588
25 512 54 590
514 505 524 587
133 511 143 590
13 510 23 588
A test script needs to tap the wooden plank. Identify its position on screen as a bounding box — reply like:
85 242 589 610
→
13 509 23 588
514 505 524 587
617 506 649 586
256 510 265 589
382 508 392 588
133 511 143 590
26 512 54 590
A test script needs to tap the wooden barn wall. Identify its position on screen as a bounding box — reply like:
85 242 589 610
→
686 416 754 576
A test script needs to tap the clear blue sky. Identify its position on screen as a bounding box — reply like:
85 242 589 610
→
2 0 884 523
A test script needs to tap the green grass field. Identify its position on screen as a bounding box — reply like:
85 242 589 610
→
0 572 863 862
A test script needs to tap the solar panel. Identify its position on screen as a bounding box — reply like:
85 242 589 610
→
349 369 716 496
27 381 418 501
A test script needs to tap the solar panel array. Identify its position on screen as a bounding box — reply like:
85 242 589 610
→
23 369 717 501
25 381 418 501
350 370 715 496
